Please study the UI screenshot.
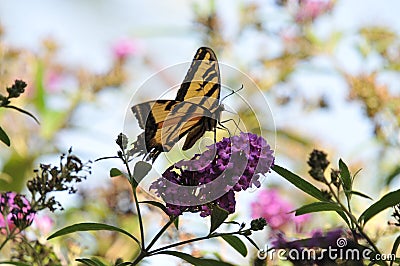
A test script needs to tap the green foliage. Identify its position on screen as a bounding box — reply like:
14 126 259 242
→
390 236 400 266
158 251 235 266
294 202 342 215
0 262 31 266
273 152 400 265
110 168 123 177
0 126 10 146
339 159 352 193
47 222 140 246
210 205 229 234
76 257 108 266
221 235 247 257
132 161 152 184
0 80 39 147
272 165 327 201
359 189 400 226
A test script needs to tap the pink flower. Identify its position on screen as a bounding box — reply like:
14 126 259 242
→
295 0 333 23
294 211 311 232
251 189 310 232
33 214 54 236
0 192 35 234
45 70 63 92
112 38 138 60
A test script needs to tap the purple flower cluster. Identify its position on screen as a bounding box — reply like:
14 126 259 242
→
150 133 274 217
272 228 344 249
270 229 363 264
0 192 36 234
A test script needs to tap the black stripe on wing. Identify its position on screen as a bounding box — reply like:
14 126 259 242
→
175 47 220 101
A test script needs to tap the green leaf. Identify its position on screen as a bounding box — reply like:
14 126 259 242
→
75 259 95 266
295 202 342 215
210 205 229 234
221 235 247 257
0 262 31 266
158 251 235 266
335 210 351 227
348 190 372 200
4 105 40 124
359 189 400 225
110 168 123 178
115 262 132 266
0 126 10 146
385 165 400 186
47 222 140 246
133 161 152 183
339 159 352 192
76 258 107 266
272 165 327 202
243 235 260 250
173 216 179 230
390 235 400 266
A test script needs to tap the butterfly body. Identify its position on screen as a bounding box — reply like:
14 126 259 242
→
131 47 222 162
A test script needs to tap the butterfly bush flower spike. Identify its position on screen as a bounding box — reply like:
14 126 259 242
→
150 133 275 217
0 192 36 234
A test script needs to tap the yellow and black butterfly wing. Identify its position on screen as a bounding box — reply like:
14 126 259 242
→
176 47 222 150
131 100 214 161
176 47 221 109
131 47 222 162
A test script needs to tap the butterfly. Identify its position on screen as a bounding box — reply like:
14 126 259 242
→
131 47 224 162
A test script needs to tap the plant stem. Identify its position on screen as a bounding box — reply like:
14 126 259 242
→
122 151 145 251
0 227 17 251
147 230 240 256
325 181 386 265
0 235 11 251
132 187 145 250
145 218 175 252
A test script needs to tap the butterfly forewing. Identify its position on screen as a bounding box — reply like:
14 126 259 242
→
176 47 221 113
131 47 222 162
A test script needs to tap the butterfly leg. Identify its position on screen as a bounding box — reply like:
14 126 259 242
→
219 117 244 135
217 121 232 138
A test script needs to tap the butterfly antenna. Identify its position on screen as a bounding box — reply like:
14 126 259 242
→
220 107 244 134
221 84 244 103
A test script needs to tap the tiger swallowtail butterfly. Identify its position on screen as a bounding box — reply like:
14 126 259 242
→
131 47 223 162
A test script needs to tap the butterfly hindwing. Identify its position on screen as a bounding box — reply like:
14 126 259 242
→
131 47 222 162
131 100 216 159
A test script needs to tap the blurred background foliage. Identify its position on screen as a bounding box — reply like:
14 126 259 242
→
0 0 399 265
